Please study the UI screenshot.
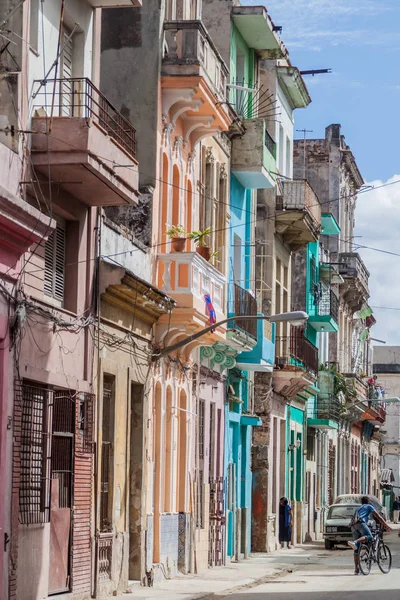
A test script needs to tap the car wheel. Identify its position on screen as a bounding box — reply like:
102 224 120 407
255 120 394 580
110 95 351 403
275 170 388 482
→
325 539 334 550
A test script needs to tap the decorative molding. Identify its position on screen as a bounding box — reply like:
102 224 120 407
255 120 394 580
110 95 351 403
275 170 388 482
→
163 122 174 147
162 88 197 120
183 115 214 146
205 146 216 164
219 163 228 180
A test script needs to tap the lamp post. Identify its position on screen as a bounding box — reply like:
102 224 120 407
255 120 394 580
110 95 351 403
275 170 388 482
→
152 311 309 361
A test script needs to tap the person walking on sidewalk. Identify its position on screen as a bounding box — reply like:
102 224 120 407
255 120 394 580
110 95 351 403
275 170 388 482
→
279 497 292 549
348 496 391 575
392 497 400 524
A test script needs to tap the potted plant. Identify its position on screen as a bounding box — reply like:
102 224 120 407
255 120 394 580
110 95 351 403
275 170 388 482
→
188 227 211 261
166 224 186 252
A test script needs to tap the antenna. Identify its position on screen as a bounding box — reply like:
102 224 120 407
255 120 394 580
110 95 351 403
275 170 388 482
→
296 129 313 179
300 69 332 76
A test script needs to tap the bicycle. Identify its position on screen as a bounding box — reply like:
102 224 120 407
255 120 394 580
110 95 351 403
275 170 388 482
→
358 526 392 575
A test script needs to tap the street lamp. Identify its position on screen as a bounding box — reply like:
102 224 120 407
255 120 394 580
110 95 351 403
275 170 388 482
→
152 311 309 361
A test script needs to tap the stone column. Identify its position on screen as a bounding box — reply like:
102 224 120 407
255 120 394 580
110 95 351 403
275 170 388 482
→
251 372 272 552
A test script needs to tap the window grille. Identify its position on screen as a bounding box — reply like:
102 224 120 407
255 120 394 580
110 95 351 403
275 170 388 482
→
100 379 114 532
198 399 205 461
44 220 66 303
78 393 95 454
19 383 51 524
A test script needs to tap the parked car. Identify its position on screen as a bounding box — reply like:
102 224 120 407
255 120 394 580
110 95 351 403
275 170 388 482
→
324 503 376 550
333 494 387 519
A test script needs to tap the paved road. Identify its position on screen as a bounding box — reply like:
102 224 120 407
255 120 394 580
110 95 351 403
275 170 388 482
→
229 531 400 600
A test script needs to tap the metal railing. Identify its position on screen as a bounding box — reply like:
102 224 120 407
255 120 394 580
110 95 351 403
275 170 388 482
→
290 327 319 375
318 288 339 322
307 395 341 421
265 127 276 158
279 179 322 227
275 328 319 376
33 78 137 158
229 284 258 338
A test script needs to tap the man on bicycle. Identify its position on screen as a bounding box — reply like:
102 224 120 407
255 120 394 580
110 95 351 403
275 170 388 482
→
348 496 390 575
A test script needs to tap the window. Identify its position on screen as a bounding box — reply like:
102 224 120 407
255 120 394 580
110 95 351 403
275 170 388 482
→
44 220 66 303
209 402 215 480
60 26 74 116
29 0 39 53
197 399 205 528
18 382 91 525
19 383 50 524
100 376 115 532
198 399 205 461
233 234 242 284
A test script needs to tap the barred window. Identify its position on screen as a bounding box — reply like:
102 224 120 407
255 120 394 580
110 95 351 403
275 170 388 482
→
19 383 50 524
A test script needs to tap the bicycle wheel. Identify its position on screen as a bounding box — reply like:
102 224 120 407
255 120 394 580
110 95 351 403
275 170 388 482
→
359 544 372 575
377 542 392 574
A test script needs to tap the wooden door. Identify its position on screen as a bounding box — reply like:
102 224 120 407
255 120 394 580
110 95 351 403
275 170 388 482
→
48 392 74 595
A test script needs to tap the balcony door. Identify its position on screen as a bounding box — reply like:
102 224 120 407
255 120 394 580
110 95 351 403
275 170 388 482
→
60 26 74 116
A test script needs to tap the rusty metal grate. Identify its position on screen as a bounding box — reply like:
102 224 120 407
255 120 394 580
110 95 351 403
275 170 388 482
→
19 383 51 524
97 534 113 581
78 393 95 454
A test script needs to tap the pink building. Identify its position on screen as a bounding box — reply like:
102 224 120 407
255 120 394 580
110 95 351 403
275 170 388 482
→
0 175 54 600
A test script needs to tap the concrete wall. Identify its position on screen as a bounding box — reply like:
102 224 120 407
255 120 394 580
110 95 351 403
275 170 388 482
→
100 4 163 188
202 0 233 68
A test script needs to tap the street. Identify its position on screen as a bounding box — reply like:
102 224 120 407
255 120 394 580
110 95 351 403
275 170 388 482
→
116 530 400 600
229 534 400 600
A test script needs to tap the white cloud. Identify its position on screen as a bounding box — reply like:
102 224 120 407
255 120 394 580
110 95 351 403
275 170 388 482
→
355 175 400 345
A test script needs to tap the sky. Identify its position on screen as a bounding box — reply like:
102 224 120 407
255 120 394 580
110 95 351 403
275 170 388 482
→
246 0 400 346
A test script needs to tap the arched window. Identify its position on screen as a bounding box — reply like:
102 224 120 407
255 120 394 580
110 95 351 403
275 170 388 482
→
161 154 169 250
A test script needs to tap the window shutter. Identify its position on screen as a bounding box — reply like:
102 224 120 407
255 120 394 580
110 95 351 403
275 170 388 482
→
44 221 66 303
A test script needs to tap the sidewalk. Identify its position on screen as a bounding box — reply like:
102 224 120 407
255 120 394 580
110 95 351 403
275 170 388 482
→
111 545 316 600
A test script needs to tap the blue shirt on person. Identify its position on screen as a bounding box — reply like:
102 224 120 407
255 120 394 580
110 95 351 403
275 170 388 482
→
357 504 375 524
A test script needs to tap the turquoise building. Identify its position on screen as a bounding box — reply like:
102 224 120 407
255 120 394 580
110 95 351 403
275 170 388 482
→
223 16 278 559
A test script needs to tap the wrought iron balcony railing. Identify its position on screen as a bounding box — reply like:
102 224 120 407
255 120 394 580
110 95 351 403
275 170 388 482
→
317 288 339 322
275 327 319 376
228 284 258 338
265 128 276 157
307 395 341 421
32 78 137 158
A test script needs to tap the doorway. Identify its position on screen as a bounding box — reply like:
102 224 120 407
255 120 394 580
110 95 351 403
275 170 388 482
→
129 383 144 581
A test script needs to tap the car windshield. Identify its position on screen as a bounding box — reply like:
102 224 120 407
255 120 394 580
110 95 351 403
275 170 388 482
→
328 505 358 520
335 496 380 511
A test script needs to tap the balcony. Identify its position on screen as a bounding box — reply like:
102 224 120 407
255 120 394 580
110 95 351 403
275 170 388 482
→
273 328 318 399
228 284 257 338
31 78 139 206
308 287 339 333
162 21 231 141
275 180 322 250
307 395 341 430
231 119 276 189
231 6 286 57
157 252 227 347
236 319 275 372
276 67 311 110
337 252 370 310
